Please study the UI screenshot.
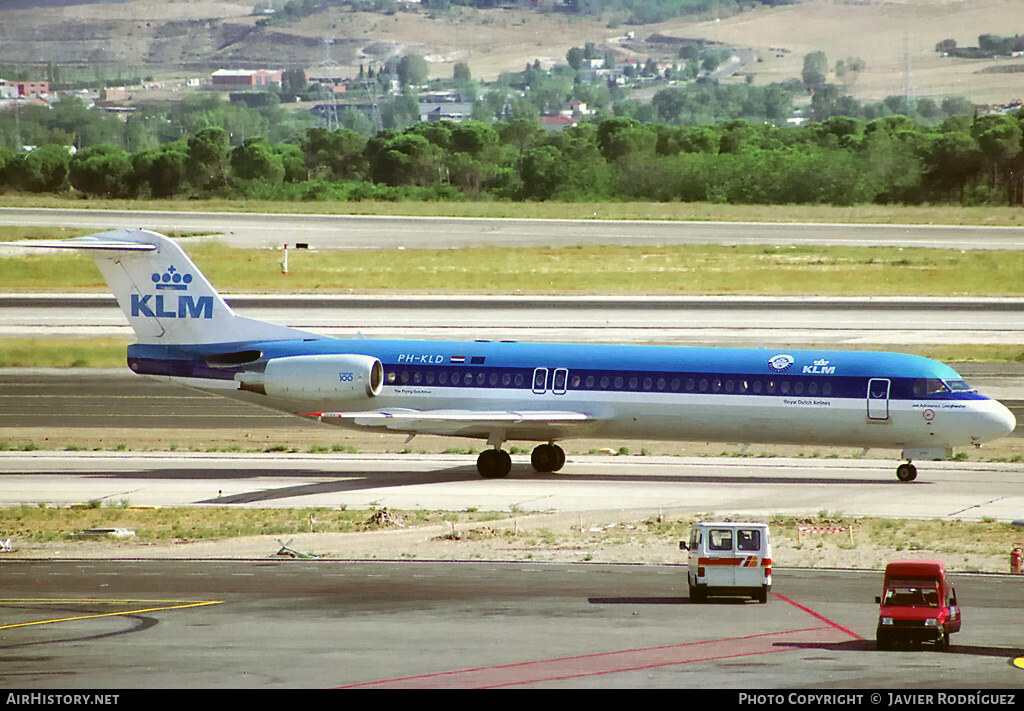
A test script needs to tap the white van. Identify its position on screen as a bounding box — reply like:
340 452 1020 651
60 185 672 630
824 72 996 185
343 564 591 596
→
681 522 772 604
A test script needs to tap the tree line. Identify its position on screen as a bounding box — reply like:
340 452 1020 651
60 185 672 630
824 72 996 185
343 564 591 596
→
0 110 1020 205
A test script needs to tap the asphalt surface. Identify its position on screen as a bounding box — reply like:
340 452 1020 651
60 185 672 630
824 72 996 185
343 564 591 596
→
2 561 1022 689
1 208 1021 249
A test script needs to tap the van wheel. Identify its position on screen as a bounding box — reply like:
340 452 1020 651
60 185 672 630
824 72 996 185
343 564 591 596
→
876 631 890 651
756 586 768 604
936 632 950 651
689 585 705 604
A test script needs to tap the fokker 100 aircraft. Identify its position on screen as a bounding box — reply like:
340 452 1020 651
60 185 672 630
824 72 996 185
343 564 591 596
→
14 229 1016 481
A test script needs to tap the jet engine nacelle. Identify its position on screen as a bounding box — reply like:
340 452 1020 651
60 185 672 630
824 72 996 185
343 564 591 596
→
244 354 384 401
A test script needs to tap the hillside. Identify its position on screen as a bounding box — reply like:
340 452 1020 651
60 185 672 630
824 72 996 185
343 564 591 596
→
0 0 1021 103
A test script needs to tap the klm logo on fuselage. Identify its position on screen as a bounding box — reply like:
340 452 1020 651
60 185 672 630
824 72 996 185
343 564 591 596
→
130 266 213 319
802 359 836 375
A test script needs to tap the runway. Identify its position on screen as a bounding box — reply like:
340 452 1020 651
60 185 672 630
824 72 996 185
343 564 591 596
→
1 207 1021 250
2 561 1022 688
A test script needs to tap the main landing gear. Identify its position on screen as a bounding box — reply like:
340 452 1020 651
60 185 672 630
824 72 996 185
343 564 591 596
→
475 443 566 478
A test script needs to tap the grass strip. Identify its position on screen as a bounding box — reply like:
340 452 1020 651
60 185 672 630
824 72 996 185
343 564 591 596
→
3 243 1024 295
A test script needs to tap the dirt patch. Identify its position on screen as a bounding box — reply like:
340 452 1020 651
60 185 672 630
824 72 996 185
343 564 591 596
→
6 509 1021 575
1 0 1020 102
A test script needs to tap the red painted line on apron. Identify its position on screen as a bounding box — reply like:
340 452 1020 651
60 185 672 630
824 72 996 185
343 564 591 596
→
774 592 864 640
337 626 848 689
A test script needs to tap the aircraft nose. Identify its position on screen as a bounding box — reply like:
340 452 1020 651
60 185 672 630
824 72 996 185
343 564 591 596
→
980 400 1017 441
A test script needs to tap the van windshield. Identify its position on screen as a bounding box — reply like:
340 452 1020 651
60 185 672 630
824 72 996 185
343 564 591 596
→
883 585 939 608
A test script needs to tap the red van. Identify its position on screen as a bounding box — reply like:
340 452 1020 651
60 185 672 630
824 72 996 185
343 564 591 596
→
875 559 961 650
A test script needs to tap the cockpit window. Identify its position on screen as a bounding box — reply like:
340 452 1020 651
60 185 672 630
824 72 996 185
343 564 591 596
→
943 379 975 393
913 379 949 397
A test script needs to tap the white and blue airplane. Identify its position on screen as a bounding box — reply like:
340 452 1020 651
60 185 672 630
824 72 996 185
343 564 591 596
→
15 229 1016 481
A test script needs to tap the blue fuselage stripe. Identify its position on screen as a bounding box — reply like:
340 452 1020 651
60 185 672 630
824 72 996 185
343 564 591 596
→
126 339 987 403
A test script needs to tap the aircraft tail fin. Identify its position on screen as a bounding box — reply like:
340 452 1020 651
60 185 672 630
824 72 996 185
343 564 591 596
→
14 229 314 345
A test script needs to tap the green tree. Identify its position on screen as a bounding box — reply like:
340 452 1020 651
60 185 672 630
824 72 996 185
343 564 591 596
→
69 144 133 197
230 137 285 184
7 145 70 192
300 127 367 181
186 127 230 190
364 132 444 186
566 47 585 71
802 51 828 88
397 54 429 87
519 145 567 200
132 147 189 198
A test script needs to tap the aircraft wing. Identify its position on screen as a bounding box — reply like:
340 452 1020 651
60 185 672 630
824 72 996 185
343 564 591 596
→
303 409 597 439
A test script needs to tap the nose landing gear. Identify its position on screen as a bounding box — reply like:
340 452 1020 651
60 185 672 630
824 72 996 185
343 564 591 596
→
896 462 918 482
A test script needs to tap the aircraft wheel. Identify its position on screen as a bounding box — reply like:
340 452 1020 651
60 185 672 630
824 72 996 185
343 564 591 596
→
896 463 918 482
551 445 565 472
531 444 558 473
478 449 512 479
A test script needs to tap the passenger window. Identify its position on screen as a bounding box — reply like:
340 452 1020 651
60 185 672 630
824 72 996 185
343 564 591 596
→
708 529 733 551
586 375 595 388
737 529 760 551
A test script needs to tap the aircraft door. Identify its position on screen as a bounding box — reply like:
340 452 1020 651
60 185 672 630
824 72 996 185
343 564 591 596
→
532 368 549 394
867 378 890 420
552 368 568 395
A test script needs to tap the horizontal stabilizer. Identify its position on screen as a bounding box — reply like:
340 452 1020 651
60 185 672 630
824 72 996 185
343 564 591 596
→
10 237 157 251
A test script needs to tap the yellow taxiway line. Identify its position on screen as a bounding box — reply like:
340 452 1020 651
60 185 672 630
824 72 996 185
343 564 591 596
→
0 598 224 630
